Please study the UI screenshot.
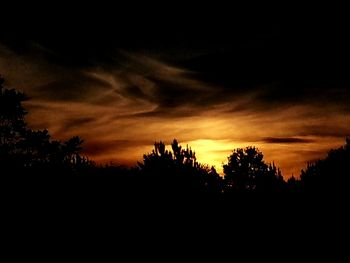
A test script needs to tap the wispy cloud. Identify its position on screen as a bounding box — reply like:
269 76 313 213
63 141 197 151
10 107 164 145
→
1 42 350 178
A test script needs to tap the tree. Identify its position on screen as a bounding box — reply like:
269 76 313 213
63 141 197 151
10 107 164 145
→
0 75 27 161
17 129 52 166
138 141 174 175
223 146 285 192
63 136 84 164
138 139 223 194
286 175 301 192
138 140 199 175
0 75 90 174
300 138 350 192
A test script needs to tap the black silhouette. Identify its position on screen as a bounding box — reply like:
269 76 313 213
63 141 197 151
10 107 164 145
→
0 76 92 176
0 76 27 167
223 146 285 192
300 138 350 193
137 140 223 194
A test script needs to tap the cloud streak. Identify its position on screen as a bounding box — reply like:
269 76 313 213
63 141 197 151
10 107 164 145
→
262 137 315 144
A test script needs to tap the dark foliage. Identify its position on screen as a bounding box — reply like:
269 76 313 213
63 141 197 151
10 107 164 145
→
223 146 286 193
300 138 350 193
137 140 223 194
0 75 93 176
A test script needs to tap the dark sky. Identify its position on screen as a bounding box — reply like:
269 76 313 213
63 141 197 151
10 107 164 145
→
4 7 350 91
1 5 350 176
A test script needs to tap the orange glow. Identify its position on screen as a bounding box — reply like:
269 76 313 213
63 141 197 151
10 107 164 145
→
1 43 350 179
18 89 350 179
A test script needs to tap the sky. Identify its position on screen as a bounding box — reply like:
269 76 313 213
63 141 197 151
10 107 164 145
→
1 9 350 177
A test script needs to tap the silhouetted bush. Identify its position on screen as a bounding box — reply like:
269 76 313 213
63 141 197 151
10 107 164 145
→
300 138 350 193
223 146 285 193
0 75 92 176
137 140 223 194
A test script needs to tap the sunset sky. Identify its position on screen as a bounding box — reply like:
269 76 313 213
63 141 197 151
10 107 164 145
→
1 10 349 178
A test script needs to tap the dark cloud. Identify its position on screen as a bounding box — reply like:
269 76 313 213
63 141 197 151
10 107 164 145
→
3 16 350 112
146 78 217 108
59 117 96 133
263 137 315 144
97 53 226 113
256 82 350 109
129 107 204 119
298 126 350 139
34 73 111 101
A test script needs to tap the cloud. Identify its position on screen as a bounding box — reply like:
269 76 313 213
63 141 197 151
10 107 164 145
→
2 41 350 178
59 117 97 133
4 41 350 115
33 72 112 101
110 53 223 110
262 137 315 144
297 125 350 138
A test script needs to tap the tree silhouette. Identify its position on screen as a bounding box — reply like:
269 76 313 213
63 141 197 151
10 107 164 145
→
0 75 91 174
0 76 27 164
138 139 223 194
286 175 301 193
300 138 350 192
62 136 84 164
223 146 285 192
18 129 51 166
138 141 174 175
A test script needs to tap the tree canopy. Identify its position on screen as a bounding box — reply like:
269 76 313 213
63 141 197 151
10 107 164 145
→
138 140 222 194
300 138 350 192
0 75 91 174
223 146 285 192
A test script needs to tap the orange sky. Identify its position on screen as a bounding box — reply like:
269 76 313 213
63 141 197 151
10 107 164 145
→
23 98 348 177
1 43 350 178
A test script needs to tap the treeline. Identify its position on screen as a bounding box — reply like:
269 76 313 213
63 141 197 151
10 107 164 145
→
1 75 349 195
